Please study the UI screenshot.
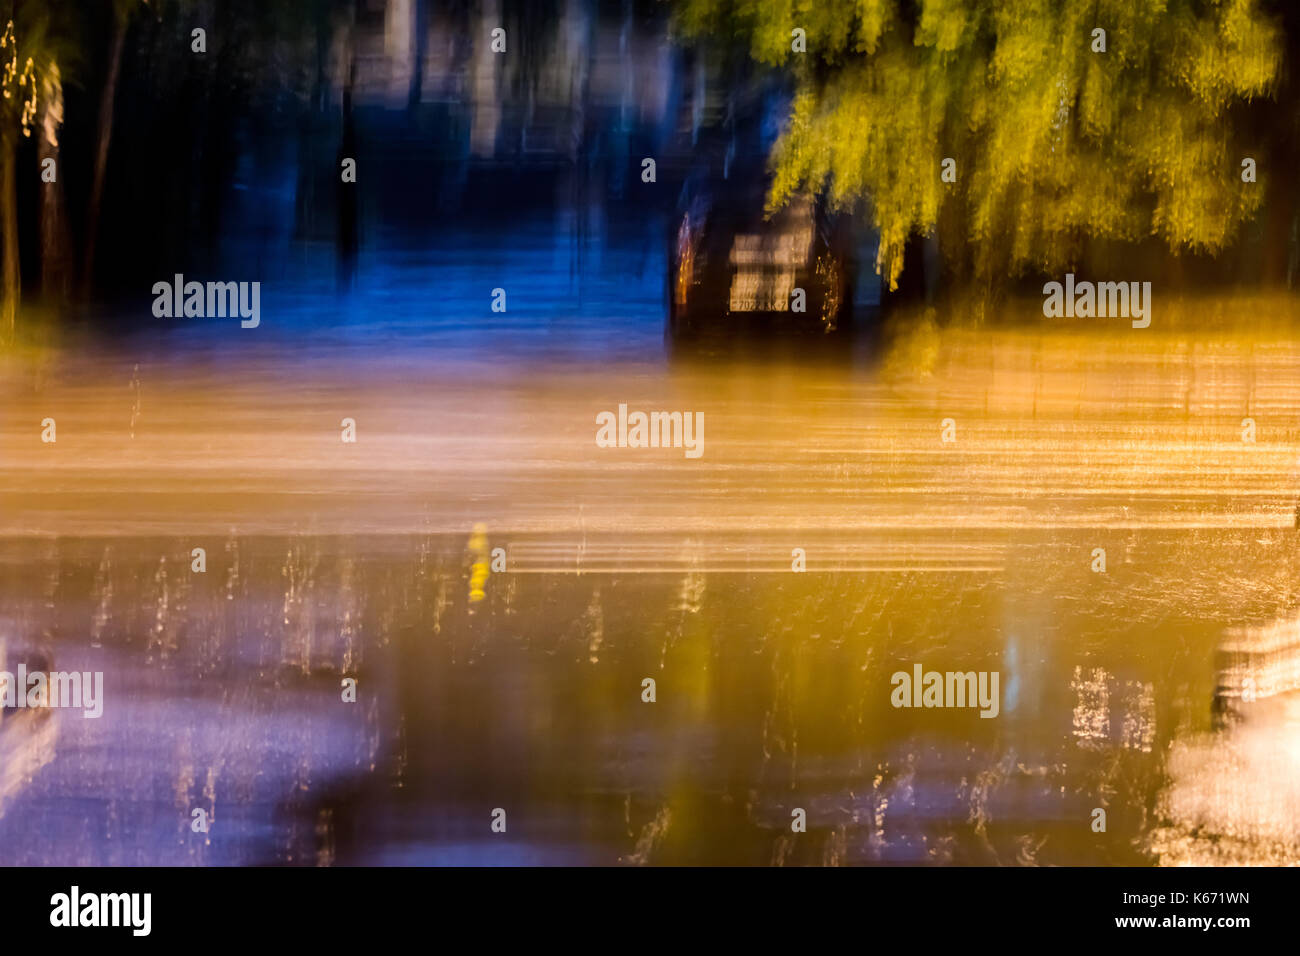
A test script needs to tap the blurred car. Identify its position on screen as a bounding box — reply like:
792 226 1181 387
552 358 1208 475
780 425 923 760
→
667 172 855 340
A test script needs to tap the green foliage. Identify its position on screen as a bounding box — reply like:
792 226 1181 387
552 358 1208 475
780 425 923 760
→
677 0 1282 290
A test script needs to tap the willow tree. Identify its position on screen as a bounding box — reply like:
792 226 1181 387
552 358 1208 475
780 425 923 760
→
0 9 65 344
677 0 1282 294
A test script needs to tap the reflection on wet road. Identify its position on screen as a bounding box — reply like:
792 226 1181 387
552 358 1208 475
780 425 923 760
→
2 304 1300 864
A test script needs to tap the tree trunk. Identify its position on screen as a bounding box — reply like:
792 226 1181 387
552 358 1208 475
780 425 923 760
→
407 0 428 115
1 130 19 345
337 20 359 290
1259 2 1300 287
82 12 128 297
1260 133 1297 286
39 75 71 306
